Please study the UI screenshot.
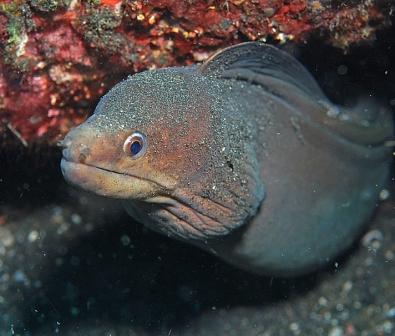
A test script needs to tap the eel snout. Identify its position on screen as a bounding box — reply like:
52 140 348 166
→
60 126 96 165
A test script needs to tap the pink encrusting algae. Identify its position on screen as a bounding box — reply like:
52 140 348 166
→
0 0 390 145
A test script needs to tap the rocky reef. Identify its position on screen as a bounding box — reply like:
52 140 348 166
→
0 0 391 146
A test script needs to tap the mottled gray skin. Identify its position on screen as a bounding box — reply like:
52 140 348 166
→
61 42 393 276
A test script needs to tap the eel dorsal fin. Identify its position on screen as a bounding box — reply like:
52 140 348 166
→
199 42 394 148
199 41 326 100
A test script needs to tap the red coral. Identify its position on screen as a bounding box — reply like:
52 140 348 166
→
0 0 389 146
100 0 122 6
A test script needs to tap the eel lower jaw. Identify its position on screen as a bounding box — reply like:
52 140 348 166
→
60 159 160 200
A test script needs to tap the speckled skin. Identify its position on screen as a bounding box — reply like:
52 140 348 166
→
61 42 393 276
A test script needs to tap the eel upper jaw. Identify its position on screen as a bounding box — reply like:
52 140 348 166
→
60 158 163 200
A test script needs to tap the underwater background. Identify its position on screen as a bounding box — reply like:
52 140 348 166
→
0 1 394 335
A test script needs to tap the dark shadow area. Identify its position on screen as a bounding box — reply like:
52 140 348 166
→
0 144 63 206
16 191 358 335
296 22 395 108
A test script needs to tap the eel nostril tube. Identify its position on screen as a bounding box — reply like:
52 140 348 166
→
78 144 90 163
57 139 72 148
57 140 65 148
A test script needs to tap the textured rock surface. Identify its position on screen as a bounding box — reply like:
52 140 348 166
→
0 0 391 145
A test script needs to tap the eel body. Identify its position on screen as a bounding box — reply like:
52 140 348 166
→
61 42 393 276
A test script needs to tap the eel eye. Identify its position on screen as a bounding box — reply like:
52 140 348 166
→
123 132 147 159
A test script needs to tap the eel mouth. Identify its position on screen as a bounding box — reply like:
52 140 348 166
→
60 158 160 199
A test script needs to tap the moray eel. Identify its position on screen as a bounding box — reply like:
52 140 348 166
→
61 42 394 276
